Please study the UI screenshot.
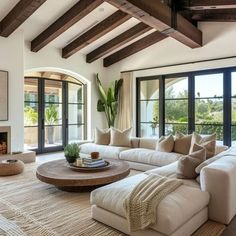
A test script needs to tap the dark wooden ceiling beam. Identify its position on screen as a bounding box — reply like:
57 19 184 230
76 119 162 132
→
105 0 202 49
31 0 104 52
0 0 47 37
62 10 131 59
192 9 236 21
103 31 168 67
188 0 236 10
86 22 152 63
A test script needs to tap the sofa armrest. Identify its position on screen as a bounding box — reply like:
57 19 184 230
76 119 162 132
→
200 155 236 224
77 140 94 146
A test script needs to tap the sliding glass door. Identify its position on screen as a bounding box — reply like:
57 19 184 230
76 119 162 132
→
194 73 224 144
24 78 39 150
165 76 189 135
24 77 86 153
137 67 236 146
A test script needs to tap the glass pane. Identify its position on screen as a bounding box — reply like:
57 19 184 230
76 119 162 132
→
45 80 63 103
68 83 83 103
68 104 84 124
44 104 62 125
24 127 38 149
165 124 188 135
140 101 159 123
195 73 223 97
195 98 223 124
140 123 159 137
232 72 236 97
232 126 236 146
195 124 223 141
140 80 159 100
69 125 84 142
165 100 188 123
232 98 236 124
24 103 38 126
165 77 188 99
45 126 62 147
24 78 38 102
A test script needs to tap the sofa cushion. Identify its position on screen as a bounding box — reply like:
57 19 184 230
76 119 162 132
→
157 135 174 152
91 173 209 235
190 132 216 158
173 132 192 155
139 138 158 150
110 127 132 147
80 143 130 159
94 128 110 145
177 144 206 179
119 148 182 167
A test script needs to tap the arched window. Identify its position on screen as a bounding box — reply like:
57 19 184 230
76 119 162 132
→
24 71 86 153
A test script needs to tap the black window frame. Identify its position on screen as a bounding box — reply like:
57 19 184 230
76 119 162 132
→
136 67 235 147
24 76 87 154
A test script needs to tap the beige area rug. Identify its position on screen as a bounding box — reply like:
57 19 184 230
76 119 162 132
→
0 163 225 236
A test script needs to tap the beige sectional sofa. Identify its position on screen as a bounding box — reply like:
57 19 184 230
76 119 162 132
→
79 136 236 235
90 147 236 236
79 137 225 171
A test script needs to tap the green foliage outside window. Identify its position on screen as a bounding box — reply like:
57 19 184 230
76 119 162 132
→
150 86 236 141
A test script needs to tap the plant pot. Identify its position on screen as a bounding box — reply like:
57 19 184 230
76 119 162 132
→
65 155 76 164
47 126 54 144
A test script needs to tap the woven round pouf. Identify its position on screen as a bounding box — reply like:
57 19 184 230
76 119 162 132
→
0 160 24 176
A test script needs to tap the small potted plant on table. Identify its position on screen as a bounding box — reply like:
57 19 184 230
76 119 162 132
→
64 143 80 164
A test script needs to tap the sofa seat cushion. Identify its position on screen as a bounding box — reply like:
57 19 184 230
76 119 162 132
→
91 173 209 235
119 148 182 167
80 143 130 159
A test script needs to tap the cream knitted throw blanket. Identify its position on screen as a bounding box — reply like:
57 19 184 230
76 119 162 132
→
123 174 183 232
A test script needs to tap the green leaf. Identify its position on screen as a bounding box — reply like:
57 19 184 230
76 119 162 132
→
97 99 105 112
96 74 107 103
114 79 123 100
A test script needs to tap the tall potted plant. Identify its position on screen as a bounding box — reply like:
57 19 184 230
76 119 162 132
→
96 74 123 128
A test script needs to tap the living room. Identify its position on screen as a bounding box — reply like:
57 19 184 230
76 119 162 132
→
0 0 236 235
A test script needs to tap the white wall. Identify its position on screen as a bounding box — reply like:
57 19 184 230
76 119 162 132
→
103 22 236 134
105 22 236 81
1 22 236 151
24 42 108 138
0 30 24 151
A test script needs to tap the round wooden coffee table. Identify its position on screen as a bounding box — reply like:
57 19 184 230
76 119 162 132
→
36 159 130 192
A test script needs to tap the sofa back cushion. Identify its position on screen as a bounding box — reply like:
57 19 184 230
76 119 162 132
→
139 138 158 150
173 132 192 155
157 135 174 152
190 132 216 158
110 127 132 147
94 128 110 145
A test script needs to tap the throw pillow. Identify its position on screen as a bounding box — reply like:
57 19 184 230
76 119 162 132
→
109 127 132 147
177 144 206 179
156 135 174 152
173 131 192 155
189 132 216 158
94 128 110 145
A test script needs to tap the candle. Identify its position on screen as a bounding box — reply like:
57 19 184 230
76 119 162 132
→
76 158 82 167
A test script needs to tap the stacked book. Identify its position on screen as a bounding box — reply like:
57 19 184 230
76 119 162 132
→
82 157 106 168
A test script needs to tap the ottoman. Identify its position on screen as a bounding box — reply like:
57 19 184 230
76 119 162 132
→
0 160 24 176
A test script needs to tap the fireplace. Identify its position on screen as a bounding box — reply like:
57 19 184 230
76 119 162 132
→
0 126 11 154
